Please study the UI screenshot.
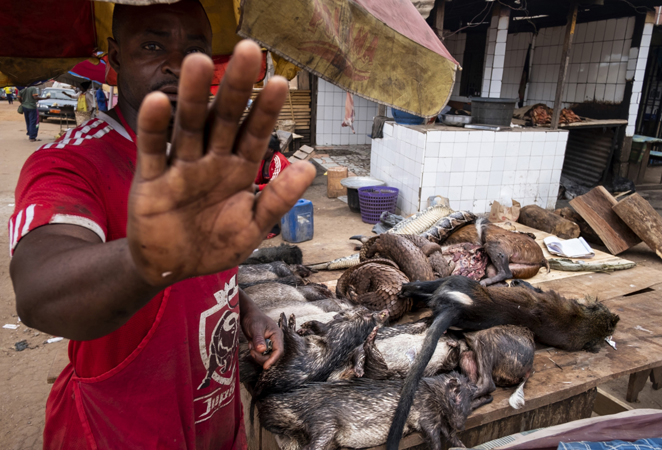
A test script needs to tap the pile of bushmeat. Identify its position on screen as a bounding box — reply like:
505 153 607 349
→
236 206 620 450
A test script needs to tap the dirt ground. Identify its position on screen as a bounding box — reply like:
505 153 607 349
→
0 100 661 449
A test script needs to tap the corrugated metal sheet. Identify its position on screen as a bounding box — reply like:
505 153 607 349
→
561 128 615 186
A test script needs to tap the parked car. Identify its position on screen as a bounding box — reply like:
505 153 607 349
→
38 88 77 120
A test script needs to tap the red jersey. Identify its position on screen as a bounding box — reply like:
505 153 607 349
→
9 112 246 450
255 151 290 191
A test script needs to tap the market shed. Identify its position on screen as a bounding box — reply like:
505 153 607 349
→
369 0 660 215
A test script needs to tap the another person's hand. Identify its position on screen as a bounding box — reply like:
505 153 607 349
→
128 41 315 286
240 306 284 370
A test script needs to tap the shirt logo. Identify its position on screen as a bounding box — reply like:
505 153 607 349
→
194 275 239 424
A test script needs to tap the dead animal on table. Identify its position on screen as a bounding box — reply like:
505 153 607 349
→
441 243 489 281
242 244 303 265
251 309 390 400
362 327 462 380
257 372 492 450
238 261 313 287
243 282 335 309
336 259 412 320
459 325 535 398
355 233 436 281
386 275 619 450
444 218 549 286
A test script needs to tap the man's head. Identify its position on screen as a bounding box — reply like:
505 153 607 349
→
81 81 91 92
107 0 212 115
264 135 280 160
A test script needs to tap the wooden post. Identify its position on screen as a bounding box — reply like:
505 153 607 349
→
432 0 445 39
612 192 662 259
550 2 578 130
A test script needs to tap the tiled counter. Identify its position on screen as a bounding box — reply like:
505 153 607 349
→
370 123 569 215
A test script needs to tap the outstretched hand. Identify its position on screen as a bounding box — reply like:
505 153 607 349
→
127 41 316 286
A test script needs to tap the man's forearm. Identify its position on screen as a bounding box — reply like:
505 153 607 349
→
11 227 163 340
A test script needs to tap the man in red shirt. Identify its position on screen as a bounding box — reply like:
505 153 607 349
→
8 1 315 449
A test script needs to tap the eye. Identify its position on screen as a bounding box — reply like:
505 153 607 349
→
143 43 162 51
186 48 205 55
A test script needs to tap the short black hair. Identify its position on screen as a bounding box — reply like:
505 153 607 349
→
268 135 280 152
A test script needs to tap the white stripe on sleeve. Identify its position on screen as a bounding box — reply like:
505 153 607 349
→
21 204 36 238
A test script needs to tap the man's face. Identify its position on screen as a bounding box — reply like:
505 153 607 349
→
108 1 212 114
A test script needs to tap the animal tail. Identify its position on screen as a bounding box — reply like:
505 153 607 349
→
350 235 370 244
386 307 459 450
475 217 489 243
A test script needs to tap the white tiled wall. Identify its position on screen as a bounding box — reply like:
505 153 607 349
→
371 123 426 215
482 7 511 98
315 79 379 146
372 123 568 215
444 33 467 97
519 18 636 107
501 32 532 100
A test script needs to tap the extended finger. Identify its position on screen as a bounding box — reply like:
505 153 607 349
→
136 92 172 180
254 161 316 231
233 75 288 164
207 40 263 157
171 53 214 162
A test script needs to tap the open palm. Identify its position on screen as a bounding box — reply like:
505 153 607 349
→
127 41 315 286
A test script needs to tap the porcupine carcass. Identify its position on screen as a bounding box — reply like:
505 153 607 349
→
325 317 463 381
238 261 313 287
336 259 412 320
242 244 303 265
360 233 436 282
257 372 492 450
458 325 535 398
250 309 390 400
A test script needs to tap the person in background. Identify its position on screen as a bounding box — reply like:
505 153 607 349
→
255 134 291 238
96 87 108 112
5 86 14 104
65 81 96 125
17 85 44 142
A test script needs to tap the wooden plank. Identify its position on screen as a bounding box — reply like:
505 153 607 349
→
569 186 641 254
535 265 662 300
613 193 662 260
551 2 578 130
47 343 69 384
593 387 633 415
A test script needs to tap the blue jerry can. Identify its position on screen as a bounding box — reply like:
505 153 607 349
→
281 199 314 243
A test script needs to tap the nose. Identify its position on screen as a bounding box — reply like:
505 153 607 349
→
161 50 184 78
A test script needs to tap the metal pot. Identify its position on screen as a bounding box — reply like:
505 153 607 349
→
439 114 472 127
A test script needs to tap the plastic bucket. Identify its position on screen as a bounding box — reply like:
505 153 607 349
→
340 177 386 213
358 186 399 224
392 109 425 125
470 97 517 127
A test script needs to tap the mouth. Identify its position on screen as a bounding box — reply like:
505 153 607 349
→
157 85 178 102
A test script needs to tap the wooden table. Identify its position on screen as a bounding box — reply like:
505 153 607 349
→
244 265 662 450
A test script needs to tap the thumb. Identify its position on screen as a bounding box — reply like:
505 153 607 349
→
252 332 267 353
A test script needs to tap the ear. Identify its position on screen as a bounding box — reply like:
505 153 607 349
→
107 37 121 74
